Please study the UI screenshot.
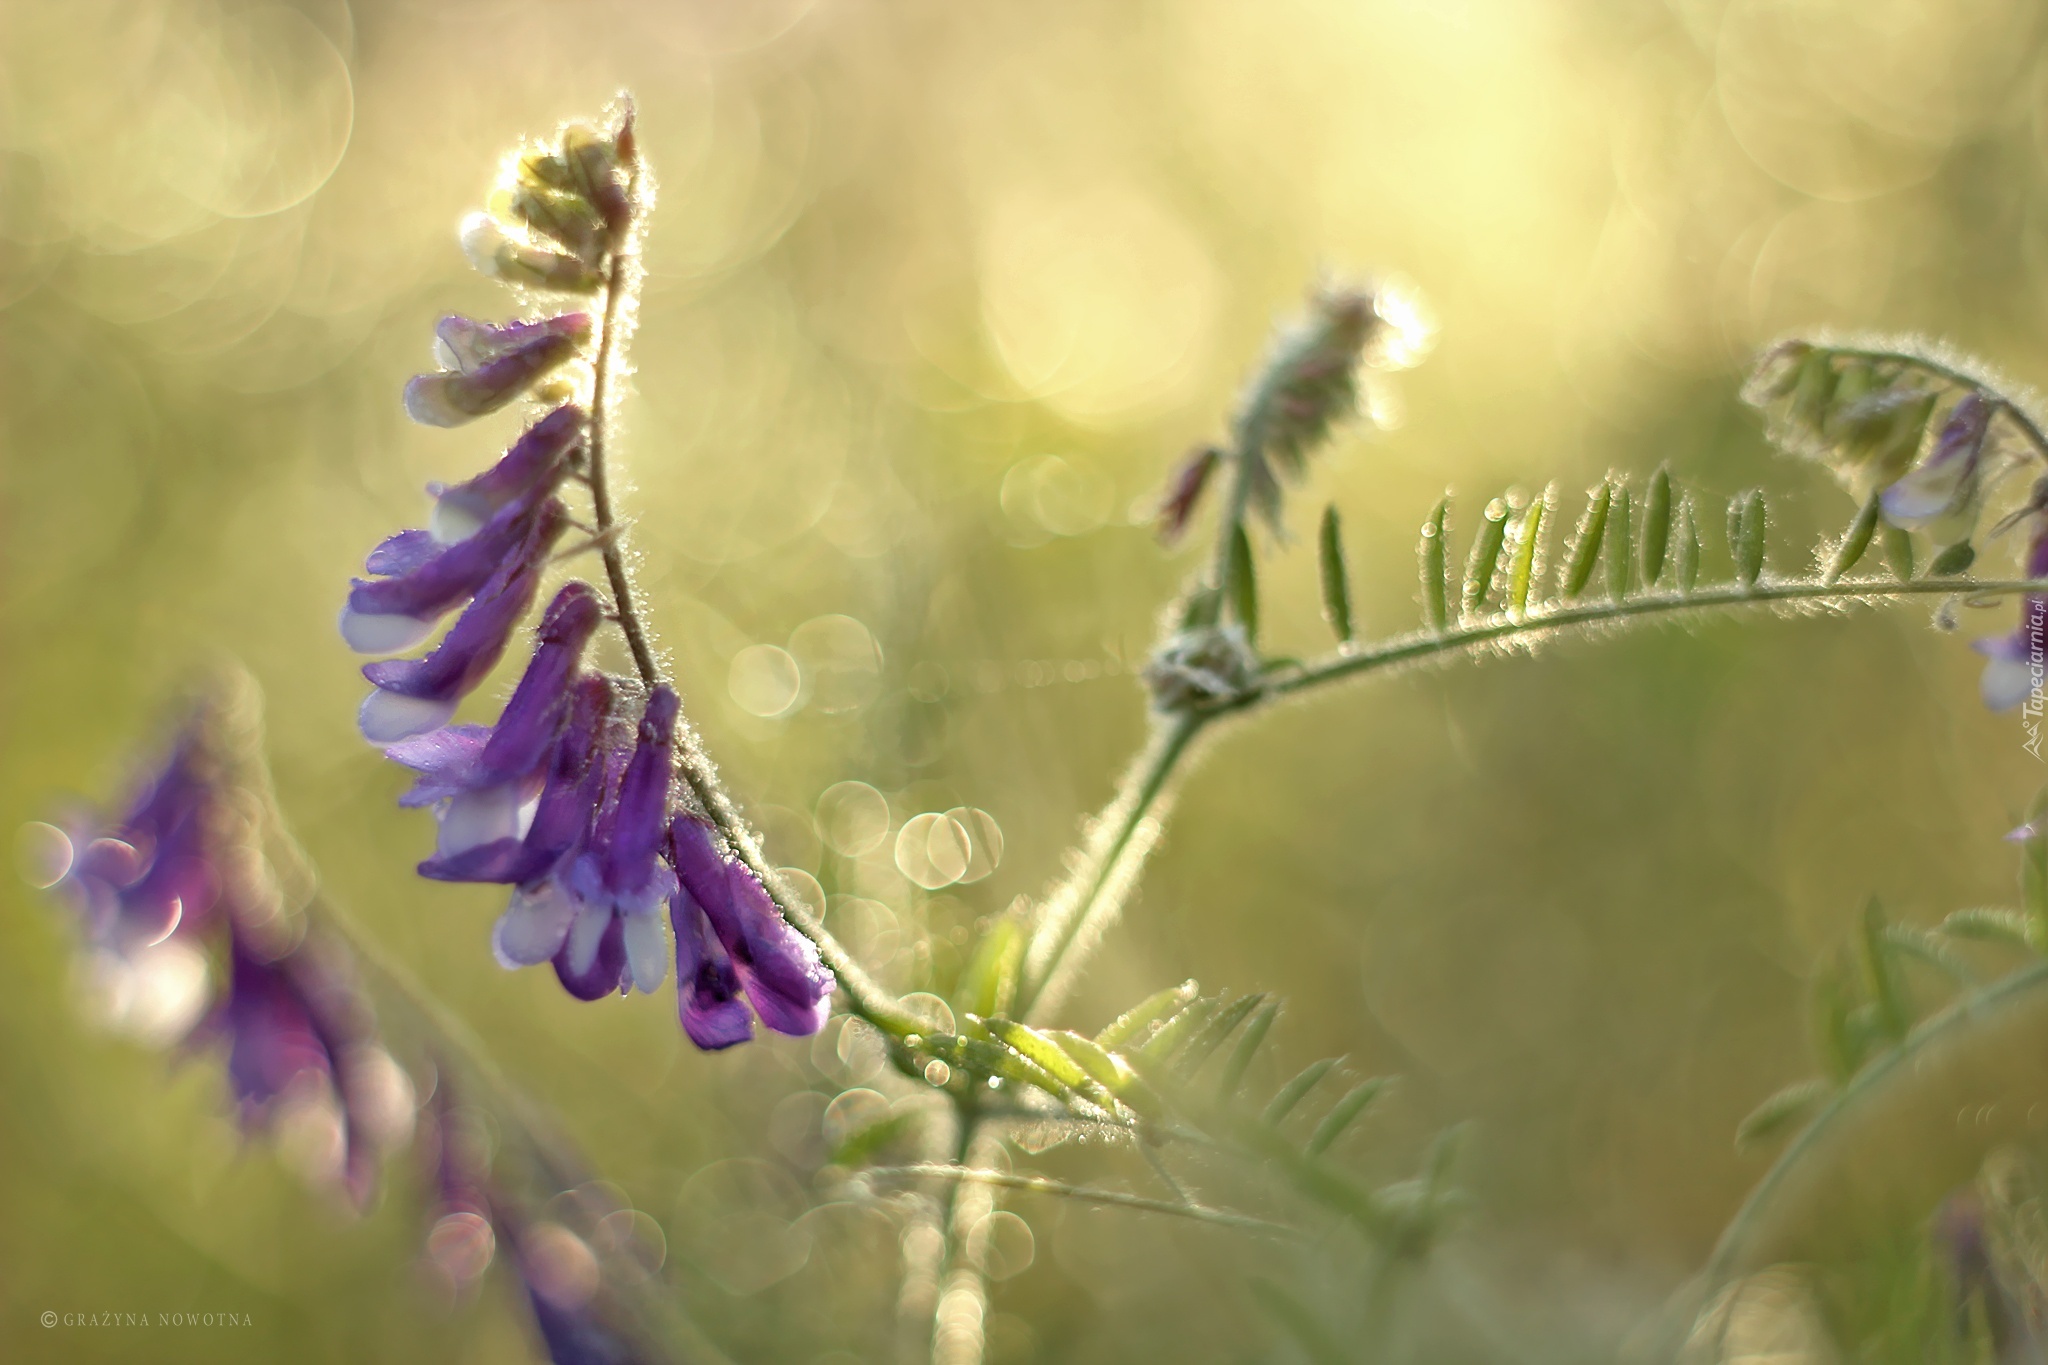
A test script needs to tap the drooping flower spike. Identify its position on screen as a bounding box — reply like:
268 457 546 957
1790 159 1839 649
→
347 109 834 1048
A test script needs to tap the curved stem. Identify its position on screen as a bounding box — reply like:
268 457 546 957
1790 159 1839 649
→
1246 574 2048 710
1017 712 1206 1022
586 149 660 691
870 1165 1300 1235
577 131 918 1041
1705 957 2048 1289
1828 346 2048 460
1013 573 2048 1030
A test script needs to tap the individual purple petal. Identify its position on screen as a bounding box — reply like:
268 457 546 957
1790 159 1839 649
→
358 503 565 743
671 890 751 1050
341 492 557 655
493 881 580 967
384 725 493 808
434 785 533 863
1973 595 2047 712
476 583 604 783
619 908 670 996
404 319 590 428
553 903 626 1000
430 405 585 542
588 686 679 913
364 529 442 577
435 313 592 372
719 863 833 1037
1972 514 2048 713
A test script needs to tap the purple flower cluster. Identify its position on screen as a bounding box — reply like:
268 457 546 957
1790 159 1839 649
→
41 713 390 1204
345 114 832 1048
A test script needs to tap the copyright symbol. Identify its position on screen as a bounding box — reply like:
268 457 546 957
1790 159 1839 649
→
40 1312 55 1328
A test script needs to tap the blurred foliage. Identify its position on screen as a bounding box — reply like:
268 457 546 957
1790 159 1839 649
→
12 0 2048 1361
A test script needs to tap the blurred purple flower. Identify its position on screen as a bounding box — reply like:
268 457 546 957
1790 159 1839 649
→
48 719 219 951
198 931 380 1205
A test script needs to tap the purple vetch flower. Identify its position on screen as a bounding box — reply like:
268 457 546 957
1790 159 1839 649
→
669 890 750 1050
46 719 220 951
383 584 606 875
1881 391 1992 530
358 502 568 743
342 485 566 656
428 404 585 542
547 687 681 1001
456 675 614 893
668 813 834 1048
1973 513 2048 712
404 313 591 428
486 684 678 1002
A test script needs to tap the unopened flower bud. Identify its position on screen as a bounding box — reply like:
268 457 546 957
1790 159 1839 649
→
1142 625 1261 711
459 213 602 294
1157 445 1221 545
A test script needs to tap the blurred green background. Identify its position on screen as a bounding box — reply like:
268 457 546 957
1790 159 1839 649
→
8 0 2048 1360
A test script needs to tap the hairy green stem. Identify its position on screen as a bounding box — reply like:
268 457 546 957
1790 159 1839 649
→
577 127 917 1041
1016 712 1205 1022
1249 575 2048 709
1705 957 2048 1290
1827 346 2048 460
871 1165 1301 1235
927 1123 1005 1365
1013 574 2048 1031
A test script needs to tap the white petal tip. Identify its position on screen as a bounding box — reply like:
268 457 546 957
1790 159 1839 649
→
623 910 672 995
339 608 437 656
358 690 459 744
493 886 577 968
1982 657 2038 712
